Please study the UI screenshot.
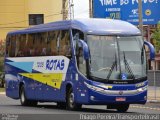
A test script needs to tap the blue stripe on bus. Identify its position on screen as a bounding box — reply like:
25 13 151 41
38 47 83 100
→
6 62 34 73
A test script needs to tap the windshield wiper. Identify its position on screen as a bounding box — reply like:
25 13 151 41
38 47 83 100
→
106 54 117 80
123 51 135 80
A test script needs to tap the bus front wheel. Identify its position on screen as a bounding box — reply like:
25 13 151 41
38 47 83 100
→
66 88 81 110
116 104 129 112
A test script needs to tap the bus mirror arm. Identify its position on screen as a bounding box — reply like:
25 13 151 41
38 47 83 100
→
144 41 155 60
78 40 90 60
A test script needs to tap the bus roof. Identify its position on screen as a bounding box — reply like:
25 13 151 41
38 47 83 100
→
8 18 141 36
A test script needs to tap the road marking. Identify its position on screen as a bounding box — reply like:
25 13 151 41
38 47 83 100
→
131 105 160 111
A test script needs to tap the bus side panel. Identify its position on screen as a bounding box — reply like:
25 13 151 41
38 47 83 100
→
5 60 36 100
74 75 90 104
5 64 20 99
42 84 60 101
46 60 76 102
34 80 61 101
39 73 73 102
49 61 77 103
61 61 90 104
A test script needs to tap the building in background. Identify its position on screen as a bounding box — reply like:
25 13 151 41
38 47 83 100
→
0 0 68 40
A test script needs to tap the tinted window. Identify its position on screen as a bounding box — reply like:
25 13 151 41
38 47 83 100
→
59 30 71 57
6 30 71 58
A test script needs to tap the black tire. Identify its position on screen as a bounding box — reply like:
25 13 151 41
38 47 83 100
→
116 104 129 112
20 85 38 106
20 85 30 106
66 88 81 110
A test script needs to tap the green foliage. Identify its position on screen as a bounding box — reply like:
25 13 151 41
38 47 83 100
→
152 30 160 42
152 28 160 53
0 40 5 72
0 57 4 72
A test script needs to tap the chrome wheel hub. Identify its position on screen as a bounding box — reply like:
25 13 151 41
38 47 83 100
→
69 93 74 108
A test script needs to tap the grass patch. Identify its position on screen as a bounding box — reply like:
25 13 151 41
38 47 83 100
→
0 87 5 92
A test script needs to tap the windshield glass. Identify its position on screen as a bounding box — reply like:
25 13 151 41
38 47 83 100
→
87 35 146 81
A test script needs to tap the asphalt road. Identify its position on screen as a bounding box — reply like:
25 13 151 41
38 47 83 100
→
0 94 160 120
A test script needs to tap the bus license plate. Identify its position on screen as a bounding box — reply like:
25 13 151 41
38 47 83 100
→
116 97 126 102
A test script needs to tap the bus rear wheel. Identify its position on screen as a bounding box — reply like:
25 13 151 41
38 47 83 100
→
66 88 81 110
116 104 129 112
20 85 37 106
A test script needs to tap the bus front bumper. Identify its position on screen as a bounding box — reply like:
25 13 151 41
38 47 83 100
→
87 90 147 105
83 82 147 105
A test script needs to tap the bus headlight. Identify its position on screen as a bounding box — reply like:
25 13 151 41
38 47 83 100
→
137 86 147 92
135 82 145 88
84 82 104 92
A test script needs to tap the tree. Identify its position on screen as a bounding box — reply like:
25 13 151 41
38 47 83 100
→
0 40 5 72
152 23 160 53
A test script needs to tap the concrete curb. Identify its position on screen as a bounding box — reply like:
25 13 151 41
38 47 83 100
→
147 100 160 103
0 92 5 95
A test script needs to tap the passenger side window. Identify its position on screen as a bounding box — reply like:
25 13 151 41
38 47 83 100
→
6 30 71 58
39 32 48 56
15 34 26 57
59 30 71 58
49 31 59 56
7 35 16 57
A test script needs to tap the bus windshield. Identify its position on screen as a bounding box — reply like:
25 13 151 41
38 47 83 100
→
87 35 146 81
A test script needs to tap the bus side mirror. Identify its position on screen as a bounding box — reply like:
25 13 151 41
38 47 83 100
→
144 41 155 60
78 40 90 60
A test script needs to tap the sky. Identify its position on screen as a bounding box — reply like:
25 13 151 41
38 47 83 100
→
73 0 89 18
